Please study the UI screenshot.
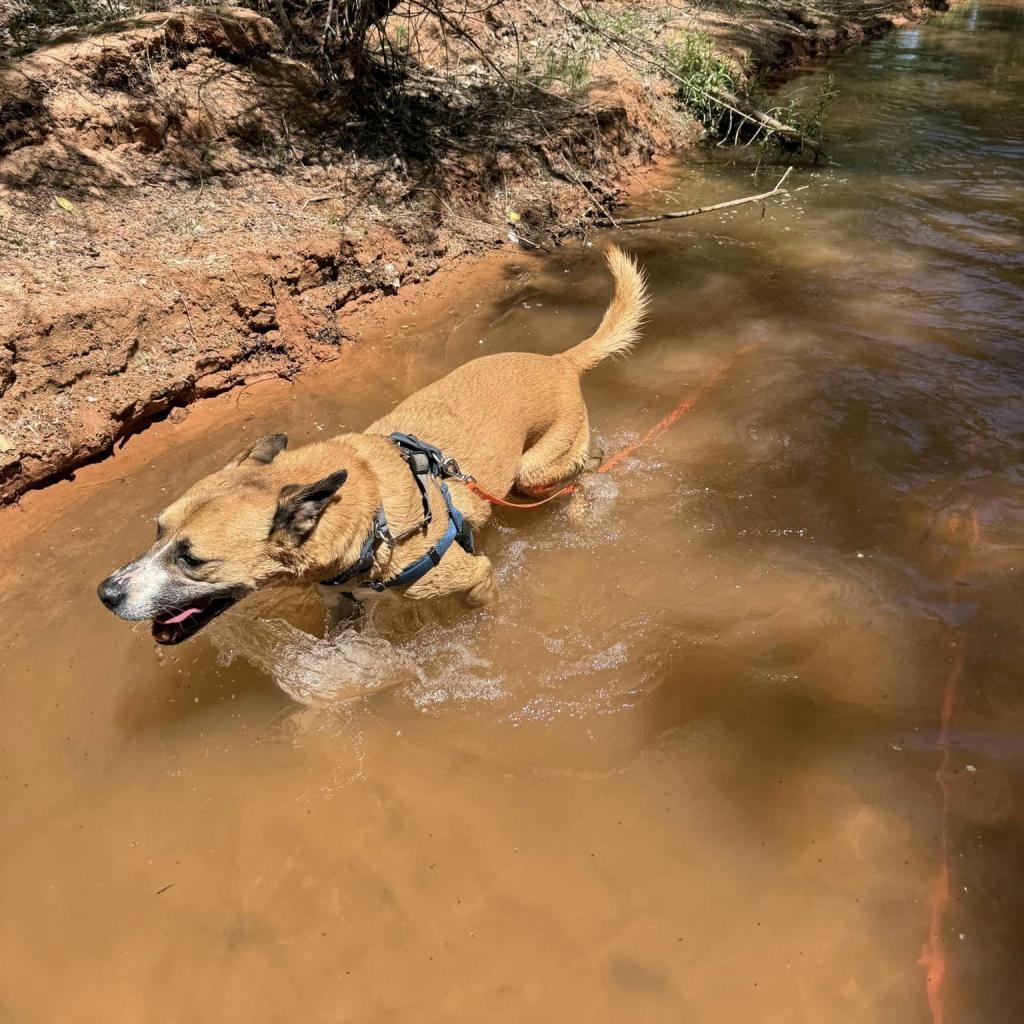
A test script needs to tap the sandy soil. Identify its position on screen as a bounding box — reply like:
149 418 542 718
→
0 0 949 503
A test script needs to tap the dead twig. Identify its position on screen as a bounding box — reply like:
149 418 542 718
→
531 114 619 227
549 146 619 227
598 166 794 226
177 291 201 351
235 372 293 408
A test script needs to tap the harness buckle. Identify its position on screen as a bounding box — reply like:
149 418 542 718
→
371 508 396 549
407 451 432 476
441 458 477 485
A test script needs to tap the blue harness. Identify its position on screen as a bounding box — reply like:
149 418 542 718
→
319 433 475 594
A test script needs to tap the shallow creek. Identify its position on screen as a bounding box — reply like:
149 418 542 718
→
2 2 1023 1020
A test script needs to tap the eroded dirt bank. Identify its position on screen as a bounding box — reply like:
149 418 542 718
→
0 0 949 503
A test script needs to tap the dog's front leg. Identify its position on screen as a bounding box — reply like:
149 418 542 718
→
315 584 366 631
462 555 499 607
404 547 499 608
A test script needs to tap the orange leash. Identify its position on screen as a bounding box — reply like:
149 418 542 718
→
466 344 757 508
465 479 577 508
598 343 757 475
918 507 978 1024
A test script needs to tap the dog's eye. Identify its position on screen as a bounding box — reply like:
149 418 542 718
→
176 543 208 571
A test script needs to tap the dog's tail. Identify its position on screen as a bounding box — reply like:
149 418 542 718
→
563 245 650 374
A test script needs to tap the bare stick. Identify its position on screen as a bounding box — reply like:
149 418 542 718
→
597 167 793 226
177 291 201 351
302 195 335 209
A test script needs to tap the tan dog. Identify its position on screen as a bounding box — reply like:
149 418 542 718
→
97 246 648 644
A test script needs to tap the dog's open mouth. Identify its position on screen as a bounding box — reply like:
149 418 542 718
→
151 593 239 645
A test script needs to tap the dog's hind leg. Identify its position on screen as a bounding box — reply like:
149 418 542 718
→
514 408 593 497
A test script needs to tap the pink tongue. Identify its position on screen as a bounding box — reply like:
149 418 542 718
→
159 607 202 625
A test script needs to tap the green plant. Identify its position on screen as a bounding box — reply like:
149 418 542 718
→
662 31 741 131
769 73 836 144
662 31 833 151
536 48 592 97
580 5 645 38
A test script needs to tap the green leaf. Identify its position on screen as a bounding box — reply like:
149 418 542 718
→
55 196 74 213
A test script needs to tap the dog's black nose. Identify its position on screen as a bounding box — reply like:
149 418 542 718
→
97 575 126 611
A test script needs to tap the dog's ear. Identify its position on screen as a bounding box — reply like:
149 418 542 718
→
270 470 348 544
226 433 288 469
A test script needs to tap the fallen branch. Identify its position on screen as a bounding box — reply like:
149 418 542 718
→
711 86 825 159
554 1 825 159
597 167 793 226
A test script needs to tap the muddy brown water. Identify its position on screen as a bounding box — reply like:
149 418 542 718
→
3 2 1024 1020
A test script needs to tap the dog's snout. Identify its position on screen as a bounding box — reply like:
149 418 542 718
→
97 575 126 611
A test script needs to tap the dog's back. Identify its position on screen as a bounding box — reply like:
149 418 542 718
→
368 245 649 498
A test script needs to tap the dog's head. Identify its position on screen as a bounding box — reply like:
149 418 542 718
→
97 434 354 645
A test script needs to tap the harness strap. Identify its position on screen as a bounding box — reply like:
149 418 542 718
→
318 507 392 589
319 434 474 593
373 482 468 591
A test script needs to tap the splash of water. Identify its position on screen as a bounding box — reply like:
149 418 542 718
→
206 471 632 711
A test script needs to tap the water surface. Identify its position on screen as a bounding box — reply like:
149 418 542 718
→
1 2 1022 1020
